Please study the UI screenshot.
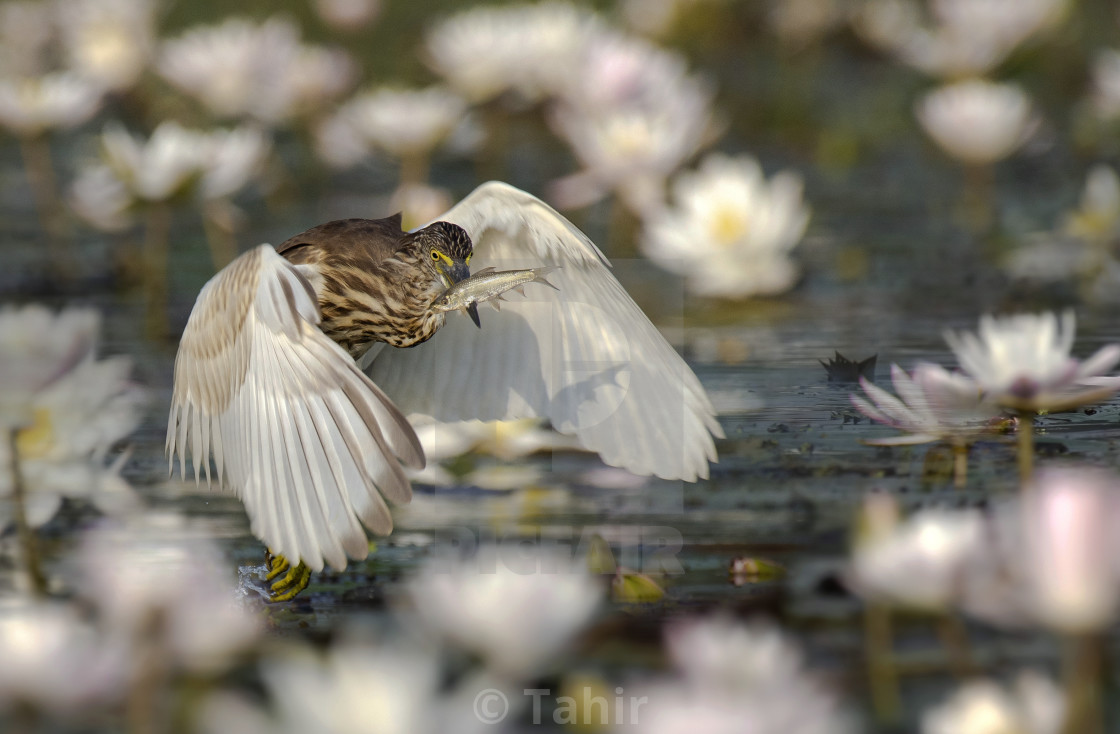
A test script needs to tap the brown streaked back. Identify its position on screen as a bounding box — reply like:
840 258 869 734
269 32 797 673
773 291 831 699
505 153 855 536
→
277 214 408 267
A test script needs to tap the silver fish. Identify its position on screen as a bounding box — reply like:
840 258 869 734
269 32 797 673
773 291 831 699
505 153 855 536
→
431 266 560 328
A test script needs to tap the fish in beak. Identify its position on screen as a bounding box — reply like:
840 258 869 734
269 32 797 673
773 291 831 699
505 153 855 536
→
448 262 480 328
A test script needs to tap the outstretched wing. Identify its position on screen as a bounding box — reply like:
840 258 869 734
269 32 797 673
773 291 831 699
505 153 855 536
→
365 181 722 481
167 245 424 571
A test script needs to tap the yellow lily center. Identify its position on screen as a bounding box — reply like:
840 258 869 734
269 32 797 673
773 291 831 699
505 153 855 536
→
16 408 54 460
710 205 748 246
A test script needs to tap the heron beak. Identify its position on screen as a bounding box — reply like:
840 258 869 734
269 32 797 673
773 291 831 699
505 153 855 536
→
465 302 481 328
449 262 471 284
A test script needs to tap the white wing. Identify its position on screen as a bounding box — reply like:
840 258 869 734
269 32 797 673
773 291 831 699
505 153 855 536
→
366 181 722 481
167 245 424 572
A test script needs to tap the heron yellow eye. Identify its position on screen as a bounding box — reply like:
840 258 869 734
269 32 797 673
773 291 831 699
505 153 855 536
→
431 251 440 261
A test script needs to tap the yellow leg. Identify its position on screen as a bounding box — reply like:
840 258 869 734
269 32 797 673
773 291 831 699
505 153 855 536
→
263 550 311 602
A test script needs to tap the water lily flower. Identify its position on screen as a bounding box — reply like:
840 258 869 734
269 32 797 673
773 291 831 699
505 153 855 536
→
320 86 468 184
70 163 133 232
633 617 855 734
425 2 602 104
198 125 272 201
916 79 1035 166
640 153 809 298
848 502 985 609
158 16 355 125
405 548 602 677
0 305 98 428
57 0 157 92
0 599 129 716
0 352 143 529
100 121 208 203
852 363 1000 446
943 311 1120 413
0 72 104 138
313 0 381 31
922 671 1065 734
856 0 1065 79
75 513 260 673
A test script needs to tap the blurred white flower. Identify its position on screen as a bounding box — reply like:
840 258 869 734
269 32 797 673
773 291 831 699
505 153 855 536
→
634 616 855 734
0 354 142 529
406 548 602 677
199 125 272 200
313 0 381 31
848 502 985 609
76 513 260 673
558 32 692 115
1091 49 1120 120
70 163 134 231
57 0 156 92
960 468 1120 633
0 599 128 715
0 72 104 137
100 121 207 202
159 16 356 125
640 153 808 298
852 363 999 446
916 79 1034 165
0 305 98 428
922 671 1064 734
856 0 1065 79
332 86 467 160
425 2 603 104
943 311 1120 411
1067 165 1120 242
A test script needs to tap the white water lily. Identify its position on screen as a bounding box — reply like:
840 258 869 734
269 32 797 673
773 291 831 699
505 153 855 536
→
634 617 855 734
640 153 809 298
425 2 602 104
943 311 1120 411
849 503 985 609
58 0 156 92
100 121 208 202
922 671 1065 734
0 599 129 715
0 72 103 137
406 548 602 677
332 86 467 159
0 306 99 428
0 352 143 529
199 125 272 200
916 79 1034 165
852 363 999 446
75 513 260 673
159 16 355 125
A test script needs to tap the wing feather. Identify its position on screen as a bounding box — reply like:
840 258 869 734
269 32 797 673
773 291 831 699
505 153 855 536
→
367 181 721 481
167 244 424 572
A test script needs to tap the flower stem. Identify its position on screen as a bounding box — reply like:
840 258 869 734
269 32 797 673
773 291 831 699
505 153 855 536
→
935 613 976 677
7 428 47 597
951 443 969 489
143 204 172 339
1017 411 1035 487
127 609 167 734
864 602 900 724
1061 634 1103 734
19 135 74 277
963 162 994 234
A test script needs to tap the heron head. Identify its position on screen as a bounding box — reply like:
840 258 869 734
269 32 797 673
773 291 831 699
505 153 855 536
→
415 220 473 288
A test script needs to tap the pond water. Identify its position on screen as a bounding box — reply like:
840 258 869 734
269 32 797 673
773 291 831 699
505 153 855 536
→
3 1 1120 731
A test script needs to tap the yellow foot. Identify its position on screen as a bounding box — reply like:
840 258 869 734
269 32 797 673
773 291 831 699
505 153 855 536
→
263 550 311 602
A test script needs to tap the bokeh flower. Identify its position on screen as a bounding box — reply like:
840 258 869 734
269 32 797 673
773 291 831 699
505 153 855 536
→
425 2 602 105
852 363 999 446
1091 48 1120 121
313 0 381 31
943 311 1120 412
640 153 809 298
99 121 208 203
75 513 260 674
57 0 157 93
922 671 1065 734
406 548 602 677
0 72 104 138
0 599 128 716
159 16 355 125
916 79 1034 166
